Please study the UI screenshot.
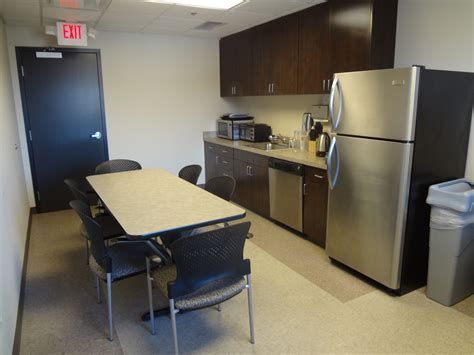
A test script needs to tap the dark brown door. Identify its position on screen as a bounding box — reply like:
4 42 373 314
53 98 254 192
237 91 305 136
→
253 22 273 95
233 29 254 96
303 168 328 247
298 3 330 94
329 0 372 74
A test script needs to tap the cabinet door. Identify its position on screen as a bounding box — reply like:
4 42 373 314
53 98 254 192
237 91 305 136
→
298 3 330 94
269 14 299 95
249 164 270 218
253 22 273 95
219 36 235 97
232 159 251 207
303 169 328 247
329 0 372 74
204 147 218 181
233 29 254 96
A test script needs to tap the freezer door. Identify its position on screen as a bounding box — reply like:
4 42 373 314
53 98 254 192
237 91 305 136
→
326 135 413 289
330 67 420 141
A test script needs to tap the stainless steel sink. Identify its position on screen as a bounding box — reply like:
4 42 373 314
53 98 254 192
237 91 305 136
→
244 142 289 151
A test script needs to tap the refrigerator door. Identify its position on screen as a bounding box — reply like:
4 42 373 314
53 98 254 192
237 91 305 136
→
326 135 414 289
330 67 420 141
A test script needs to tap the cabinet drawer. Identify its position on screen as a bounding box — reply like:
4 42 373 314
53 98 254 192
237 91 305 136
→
235 149 269 168
217 145 233 158
205 142 218 153
217 165 234 177
305 166 327 183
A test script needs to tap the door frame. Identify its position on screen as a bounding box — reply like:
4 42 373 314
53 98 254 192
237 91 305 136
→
15 47 109 210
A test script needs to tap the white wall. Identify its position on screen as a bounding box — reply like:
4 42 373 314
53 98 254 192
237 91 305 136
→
5 26 237 206
395 0 474 178
0 19 30 355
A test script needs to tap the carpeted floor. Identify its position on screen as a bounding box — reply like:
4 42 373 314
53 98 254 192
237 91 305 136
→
17 208 474 354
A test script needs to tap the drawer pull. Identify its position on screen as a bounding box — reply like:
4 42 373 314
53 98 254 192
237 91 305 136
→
222 160 229 164
314 174 324 179
208 146 214 150
222 149 228 153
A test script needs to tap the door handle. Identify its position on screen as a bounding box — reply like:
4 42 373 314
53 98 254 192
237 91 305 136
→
327 137 340 190
303 183 308 196
90 131 102 139
249 166 253 176
323 80 326 91
268 83 271 94
329 77 343 129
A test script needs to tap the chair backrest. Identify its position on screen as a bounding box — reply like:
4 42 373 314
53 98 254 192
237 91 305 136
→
204 175 236 201
64 178 90 206
167 221 251 299
69 200 111 272
178 164 202 185
95 159 142 174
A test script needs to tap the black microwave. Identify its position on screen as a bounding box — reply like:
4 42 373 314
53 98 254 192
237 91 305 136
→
240 123 272 142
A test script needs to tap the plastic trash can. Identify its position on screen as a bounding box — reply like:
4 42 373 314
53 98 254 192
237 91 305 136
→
425 179 474 306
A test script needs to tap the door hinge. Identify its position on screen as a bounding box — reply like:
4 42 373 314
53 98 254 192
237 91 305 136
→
21 65 25 77
28 130 33 141
36 190 40 201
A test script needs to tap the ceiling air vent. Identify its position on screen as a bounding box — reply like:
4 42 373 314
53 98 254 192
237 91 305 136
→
194 21 225 31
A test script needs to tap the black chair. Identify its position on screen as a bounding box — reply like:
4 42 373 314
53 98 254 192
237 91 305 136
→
178 165 202 185
95 159 142 174
146 222 255 354
204 175 236 201
64 179 125 263
70 200 169 341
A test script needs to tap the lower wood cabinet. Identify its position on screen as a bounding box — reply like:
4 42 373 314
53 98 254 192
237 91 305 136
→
303 166 328 247
233 150 270 218
204 142 234 180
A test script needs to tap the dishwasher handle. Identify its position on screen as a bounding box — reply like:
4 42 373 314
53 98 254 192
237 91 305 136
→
268 158 304 176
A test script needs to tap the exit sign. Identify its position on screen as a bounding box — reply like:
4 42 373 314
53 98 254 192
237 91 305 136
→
57 22 87 46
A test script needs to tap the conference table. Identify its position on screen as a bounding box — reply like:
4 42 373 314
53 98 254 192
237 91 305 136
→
87 168 246 319
87 168 246 239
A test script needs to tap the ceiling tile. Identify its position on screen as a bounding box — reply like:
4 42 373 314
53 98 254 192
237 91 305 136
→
185 22 246 38
234 0 307 16
2 2 39 19
98 10 156 26
42 6 102 23
212 9 273 26
4 16 41 26
141 15 204 33
106 0 171 16
95 22 144 32
161 5 225 21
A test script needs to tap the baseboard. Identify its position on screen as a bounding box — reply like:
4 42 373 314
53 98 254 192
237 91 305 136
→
12 207 35 355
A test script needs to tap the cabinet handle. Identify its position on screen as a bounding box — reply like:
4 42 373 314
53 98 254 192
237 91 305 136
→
314 174 324 179
268 83 271 94
327 79 331 92
271 83 275 94
323 80 326 91
208 146 214 151
215 156 219 164
249 166 254 176
222 149 228 153
222 160 229 165
303 183 308 196
223 172 229 177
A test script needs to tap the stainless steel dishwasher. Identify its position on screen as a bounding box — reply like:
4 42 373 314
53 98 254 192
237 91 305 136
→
268 158 304 232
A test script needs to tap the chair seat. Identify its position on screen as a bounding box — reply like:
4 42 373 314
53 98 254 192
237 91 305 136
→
152 266 247 311
89 242 153 281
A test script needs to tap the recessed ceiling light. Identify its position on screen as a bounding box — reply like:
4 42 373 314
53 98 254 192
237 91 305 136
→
145 0 246 10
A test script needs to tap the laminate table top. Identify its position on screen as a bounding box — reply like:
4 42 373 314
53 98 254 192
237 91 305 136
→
87 168 246 238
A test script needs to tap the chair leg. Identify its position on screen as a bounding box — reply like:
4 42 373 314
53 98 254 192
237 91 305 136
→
96 275 102 304
169 299 179 355
85 239 90 265
146 257 156 335
216 303 221 312
107 273 113 341
246 274 255 344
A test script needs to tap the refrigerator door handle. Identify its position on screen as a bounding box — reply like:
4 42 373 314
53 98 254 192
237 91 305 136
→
327 136 340 190
329 77 343 129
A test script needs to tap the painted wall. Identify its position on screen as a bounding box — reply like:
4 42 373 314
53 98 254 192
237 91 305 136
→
5 26 237 206
395 0 474 179
0 19 30 355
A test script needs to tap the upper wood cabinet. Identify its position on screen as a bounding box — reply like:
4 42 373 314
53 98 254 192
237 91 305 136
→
329 0 398 75
298 2 330 95
219 29 254 97
253 13 299 96
219 0 398 97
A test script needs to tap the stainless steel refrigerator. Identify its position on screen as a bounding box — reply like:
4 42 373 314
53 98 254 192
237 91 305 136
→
325 66 473 294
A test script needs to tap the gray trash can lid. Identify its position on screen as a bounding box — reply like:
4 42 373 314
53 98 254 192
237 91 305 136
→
426 179 474 213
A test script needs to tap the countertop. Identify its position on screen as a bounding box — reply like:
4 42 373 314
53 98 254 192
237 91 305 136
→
203 135 327 170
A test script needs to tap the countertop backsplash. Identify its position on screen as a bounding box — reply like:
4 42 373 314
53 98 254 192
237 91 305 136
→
231 94 330 138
